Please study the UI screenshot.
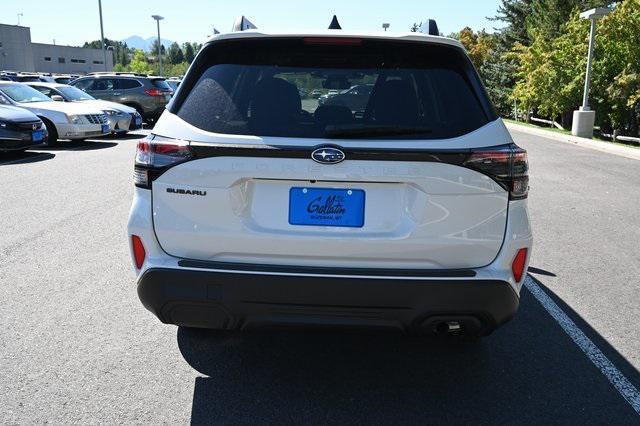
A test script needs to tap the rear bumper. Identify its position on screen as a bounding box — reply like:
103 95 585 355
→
137 267 519 335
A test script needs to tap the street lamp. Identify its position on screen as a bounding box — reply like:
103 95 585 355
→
151 15 164 76
382 23 390 32
98 0 108 71
571 7 612 138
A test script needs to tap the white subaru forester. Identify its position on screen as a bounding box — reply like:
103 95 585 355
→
127 24 532 336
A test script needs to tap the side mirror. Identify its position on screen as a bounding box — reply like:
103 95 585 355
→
51 95 64 102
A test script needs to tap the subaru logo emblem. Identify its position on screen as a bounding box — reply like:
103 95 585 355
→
311 147 345 164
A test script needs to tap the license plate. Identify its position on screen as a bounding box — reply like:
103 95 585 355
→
32 130 45 142
135 117 142 126
289 187 365 227
101 124 110 134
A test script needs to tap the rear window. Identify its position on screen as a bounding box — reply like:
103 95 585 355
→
151 79 172 90
174 38 495 140
16 76 42 82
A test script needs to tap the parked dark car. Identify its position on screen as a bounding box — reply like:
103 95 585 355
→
0 105 47 152
71 73 173 124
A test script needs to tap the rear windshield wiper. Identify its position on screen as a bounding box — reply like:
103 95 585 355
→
324 124 433 139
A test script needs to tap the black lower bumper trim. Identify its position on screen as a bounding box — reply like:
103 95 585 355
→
138 267 519 335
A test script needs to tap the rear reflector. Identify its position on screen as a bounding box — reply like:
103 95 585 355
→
132 235 146 269
511 248 528 283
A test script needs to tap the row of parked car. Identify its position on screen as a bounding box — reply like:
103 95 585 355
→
0 71 78 85
0 72 181 152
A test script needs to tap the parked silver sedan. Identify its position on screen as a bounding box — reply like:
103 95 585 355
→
27 82 143 136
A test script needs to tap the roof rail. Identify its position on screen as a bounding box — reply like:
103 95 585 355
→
86 71 149 77
328 15 342 30
419 19 440 36
231 16 257 32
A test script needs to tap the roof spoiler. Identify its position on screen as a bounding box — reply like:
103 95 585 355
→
419 19 440 36
231 16 257 32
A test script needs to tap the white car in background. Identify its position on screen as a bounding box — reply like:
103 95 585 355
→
0 82 109 145
27 82 143 136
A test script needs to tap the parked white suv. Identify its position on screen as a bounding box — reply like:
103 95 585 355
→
0 82 109 144
128 28 532 336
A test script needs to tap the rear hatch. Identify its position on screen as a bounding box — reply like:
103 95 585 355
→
143 36 520 270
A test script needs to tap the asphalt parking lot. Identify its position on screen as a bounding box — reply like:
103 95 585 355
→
1 129 639 423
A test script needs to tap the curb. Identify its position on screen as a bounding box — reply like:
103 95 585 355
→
504 121 640 161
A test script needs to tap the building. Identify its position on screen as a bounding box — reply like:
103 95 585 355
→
0 23 113 74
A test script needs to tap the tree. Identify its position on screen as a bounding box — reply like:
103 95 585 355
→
491 0 534 48
457 27 496 71
129 49 151 74
183 42 195 63
511 0 640 134
150 39 166 56
82 38 131 67
120 42 130 66
167 42 184 65
163 62 189 77
410 22 421 32
592 0 640 134
526 0 609 41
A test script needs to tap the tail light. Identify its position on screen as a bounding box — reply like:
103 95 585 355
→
134 135 192 188
131 235 146 269
511 248 528 282
144 88 164 97
464 144 529 199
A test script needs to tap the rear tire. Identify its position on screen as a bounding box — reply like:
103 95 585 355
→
40 117 58 146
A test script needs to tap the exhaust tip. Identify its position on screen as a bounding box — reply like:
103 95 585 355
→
435 321 462 334
421 315 483 336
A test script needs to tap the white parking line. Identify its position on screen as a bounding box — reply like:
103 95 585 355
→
525 275 640 415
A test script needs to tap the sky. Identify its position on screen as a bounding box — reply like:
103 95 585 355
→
1 0 504 47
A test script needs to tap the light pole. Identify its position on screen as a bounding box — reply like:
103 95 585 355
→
98 0 108 71
151 15 164 76
571 7 611 138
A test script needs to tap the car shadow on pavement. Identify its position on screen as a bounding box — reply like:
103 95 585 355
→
178 284 640 424
99 132 147 141
37 141 118 151
0 151 55 166
528 266 557 277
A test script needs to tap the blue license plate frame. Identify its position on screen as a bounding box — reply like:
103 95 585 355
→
288 187 365 228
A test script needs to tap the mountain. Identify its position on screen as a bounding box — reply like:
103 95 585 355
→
122 35 174 52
